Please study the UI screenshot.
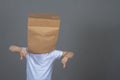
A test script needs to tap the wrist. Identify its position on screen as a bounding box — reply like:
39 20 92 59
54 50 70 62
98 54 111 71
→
15 46 22 53
18 48 22 53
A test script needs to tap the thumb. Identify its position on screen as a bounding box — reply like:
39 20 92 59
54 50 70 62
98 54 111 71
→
63 63 66 69
20 55 23 60
20 53 23 60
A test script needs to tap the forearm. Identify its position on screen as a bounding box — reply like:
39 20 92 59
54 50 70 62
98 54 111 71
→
9 45 22 53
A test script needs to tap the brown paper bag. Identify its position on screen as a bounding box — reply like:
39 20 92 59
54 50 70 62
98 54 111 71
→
28 13 60 54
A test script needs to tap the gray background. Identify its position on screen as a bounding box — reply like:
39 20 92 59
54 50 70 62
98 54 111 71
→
0 0 120 80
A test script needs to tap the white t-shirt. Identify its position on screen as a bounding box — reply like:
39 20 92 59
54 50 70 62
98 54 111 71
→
23 48 63 80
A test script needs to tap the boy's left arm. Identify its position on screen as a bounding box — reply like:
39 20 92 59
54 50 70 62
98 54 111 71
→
61 51 74 69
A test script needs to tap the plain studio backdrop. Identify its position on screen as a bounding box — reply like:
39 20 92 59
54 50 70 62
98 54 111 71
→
0 0 120 80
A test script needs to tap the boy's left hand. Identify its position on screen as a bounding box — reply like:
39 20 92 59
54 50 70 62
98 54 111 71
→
61 57 68 69
61 51 74 69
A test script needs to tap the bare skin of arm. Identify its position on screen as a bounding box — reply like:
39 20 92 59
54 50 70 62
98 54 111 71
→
9 45 27 60
9 45 74 68
61 51 74 69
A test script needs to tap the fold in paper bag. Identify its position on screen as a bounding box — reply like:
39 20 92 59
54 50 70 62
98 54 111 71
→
28 13 60 54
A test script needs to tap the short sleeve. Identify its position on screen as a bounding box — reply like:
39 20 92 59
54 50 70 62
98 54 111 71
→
52 50 63 60
21 47 27 50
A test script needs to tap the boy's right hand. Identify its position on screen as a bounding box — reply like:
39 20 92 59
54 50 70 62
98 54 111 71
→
19 48 27 60
9 45 27 60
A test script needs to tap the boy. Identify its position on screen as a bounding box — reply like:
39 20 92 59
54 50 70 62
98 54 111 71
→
9 45 74 80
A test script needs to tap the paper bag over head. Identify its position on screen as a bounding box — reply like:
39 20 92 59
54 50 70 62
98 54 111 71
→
28 13 60 54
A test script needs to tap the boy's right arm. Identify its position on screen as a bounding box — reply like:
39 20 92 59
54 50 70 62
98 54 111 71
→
9 45 27 60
